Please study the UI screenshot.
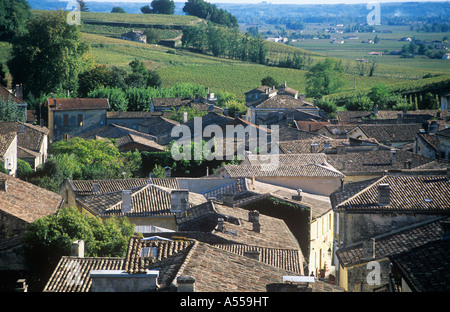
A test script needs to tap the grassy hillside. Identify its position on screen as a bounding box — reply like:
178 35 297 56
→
19 10 447 101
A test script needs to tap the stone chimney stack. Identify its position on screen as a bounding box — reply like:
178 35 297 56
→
122 190 132 213
390 149 397 165
249 210 259 223
92 182 100 193
378 183 390 206
404 159 412 169
362 238 376 260
177 275 195 292
244 249 260 261
171 190 189 214
292 189 302 201
71 240 85 257
222 192 234 207
441 221 450 240
0 178 8 192
217 218 225 232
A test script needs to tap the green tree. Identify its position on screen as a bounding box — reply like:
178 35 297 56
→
23 206 135 291
345 94 374 111
7 10 94 98
88 86 128 111
261 76 278 88
78 65 114 97
0 61 8 86
16 158 33 180
151 0 175 14
143 28 161 44
305 58 344 98
0 98 24 121
111 6 126 13
368 83 391 110
140 5 152 14
0 0 32 41
315 97 337 118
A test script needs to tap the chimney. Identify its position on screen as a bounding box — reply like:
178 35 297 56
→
217 218 225 232
164 166 171 178
390 149 397 165
222 192 234 206
171 190 189 214
249 210 260 223
310 142 319 153
71 240 85 257
292 189 302 201
92 183 100 193
441 221 450 240
404 159 412 169
223 108 229 116
182 111 188 123
253 220 261 233
244 249 260 261
340 178 345 192
177 275 195 292
208 104 214 111
362 238 376 260
0 178 7 192
122 190 132 213
378 183 390 206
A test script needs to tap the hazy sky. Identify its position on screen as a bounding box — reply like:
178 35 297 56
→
71 0 450 3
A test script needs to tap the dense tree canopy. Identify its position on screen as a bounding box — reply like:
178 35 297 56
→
183 0 238 28
7 10 94 98
23 206 135 290
305 58 344 98
0 0 32 41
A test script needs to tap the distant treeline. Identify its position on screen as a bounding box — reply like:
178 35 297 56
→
181 23 267 64
183 0 238 28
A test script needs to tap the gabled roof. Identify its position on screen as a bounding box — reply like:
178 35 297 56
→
77 184 207 217
0 132 16 157
47 98 110 111
218 163 345 178
389 237 450 292
336 216 449 268
0 121 49 154
0 84 24 104
252 94 316 109
326 148 433 174
356 123 423 143
335 170 450 212
245 152 327 166
0 173 63 223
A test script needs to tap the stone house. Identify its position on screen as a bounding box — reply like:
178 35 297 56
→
0 84 27 122
346 124 423 148
213 153 345 196
331 169 450 291
121 30 146 43
0 122 49 170
436 127 450 160
78 123 165 153
0 173 63 275
0 132 17 176
47 97 110 142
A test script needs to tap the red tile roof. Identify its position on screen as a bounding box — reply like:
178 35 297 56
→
47 98 109 111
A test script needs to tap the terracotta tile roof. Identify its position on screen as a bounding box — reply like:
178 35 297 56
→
43 256 124 292
337 109 450 123
69 178 150 196
0 122 49 155
0 131 15 156
0 84 24 104
47 98 110 111
389 238 450 292
330 178 380 209
277 126 327 141
326 149 433 174
416 132 439 150
213 244 304 274
336 216 449 268
295 121 330 132
219 163 345 178
278 138 349 154
335 170 450 212
0 172 63 223
106 111 163 118
77 184 207 217
79 123 157 141
253 95 316 109
357 124 423 143
436 127 450 138
245 153 327 166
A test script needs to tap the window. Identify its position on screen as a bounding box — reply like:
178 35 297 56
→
78 114 83 127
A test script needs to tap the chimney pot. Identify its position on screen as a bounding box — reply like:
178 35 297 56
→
217 218 225 232
378 183 390 206
171 190 189 214
177 275 195 292
71 240 85 257
362 238 375 260
0 178 7 192
92 183 100 193
253 221 261 233
122 190 132 213
248 210 259 223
